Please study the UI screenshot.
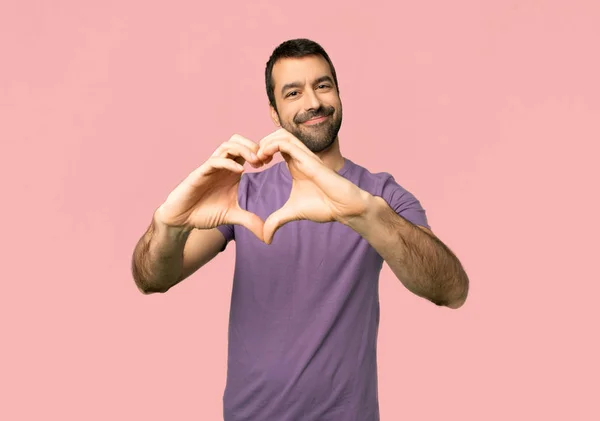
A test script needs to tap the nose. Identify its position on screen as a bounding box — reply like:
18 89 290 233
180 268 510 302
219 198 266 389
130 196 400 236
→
303 88 321 111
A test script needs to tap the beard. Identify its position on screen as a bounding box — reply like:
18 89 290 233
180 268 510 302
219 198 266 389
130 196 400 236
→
279 104 343 153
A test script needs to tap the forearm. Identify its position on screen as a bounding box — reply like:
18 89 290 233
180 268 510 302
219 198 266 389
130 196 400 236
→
131 211 192 294
347 195 469 308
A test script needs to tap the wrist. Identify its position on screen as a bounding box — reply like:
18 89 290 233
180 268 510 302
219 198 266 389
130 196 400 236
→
342 193 385 233
153 207 193 238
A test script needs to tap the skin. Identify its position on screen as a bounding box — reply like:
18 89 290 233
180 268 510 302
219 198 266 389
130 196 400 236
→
268 55 345 171
256 55 469 308
132 54 469 308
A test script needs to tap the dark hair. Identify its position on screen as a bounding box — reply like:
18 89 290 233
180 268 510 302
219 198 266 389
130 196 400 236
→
265 38 339 110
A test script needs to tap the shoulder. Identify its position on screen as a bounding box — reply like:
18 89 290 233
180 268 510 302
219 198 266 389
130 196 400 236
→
345 159 431 229
343 159 402 196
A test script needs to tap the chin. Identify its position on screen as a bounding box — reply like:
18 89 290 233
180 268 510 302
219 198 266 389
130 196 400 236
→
282 117 341 153
307 138 336 153
292 131 334 153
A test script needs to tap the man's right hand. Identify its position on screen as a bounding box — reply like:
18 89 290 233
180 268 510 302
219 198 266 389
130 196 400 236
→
155 134 266 241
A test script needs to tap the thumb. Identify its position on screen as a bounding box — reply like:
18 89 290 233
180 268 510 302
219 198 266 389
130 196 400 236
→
228 209 265 242
263 203 300 245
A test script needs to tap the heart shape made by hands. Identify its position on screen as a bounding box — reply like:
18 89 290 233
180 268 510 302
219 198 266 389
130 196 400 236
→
239 129 371 245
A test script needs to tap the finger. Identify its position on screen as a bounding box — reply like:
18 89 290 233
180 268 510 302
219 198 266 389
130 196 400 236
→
257 130 319 163
259 128 302 149
195 157 244 177
228 134 264 167
228 134 260 155
264 139 341 190
257 129 291 160
280 132 318 156
256 134 278 161
261 139 314 170
257 136 295 163
261 154 274 165
276 129 324 160
257 128 283 146
212 142 262 168
263 203 300 245
227 208 265 243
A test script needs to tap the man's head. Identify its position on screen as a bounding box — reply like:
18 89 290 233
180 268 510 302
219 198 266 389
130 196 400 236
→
265 39 343 153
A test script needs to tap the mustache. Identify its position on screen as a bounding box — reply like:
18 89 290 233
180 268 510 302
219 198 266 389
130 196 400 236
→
294 106 335 124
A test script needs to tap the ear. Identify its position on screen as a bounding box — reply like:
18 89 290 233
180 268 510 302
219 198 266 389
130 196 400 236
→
270 105 281 127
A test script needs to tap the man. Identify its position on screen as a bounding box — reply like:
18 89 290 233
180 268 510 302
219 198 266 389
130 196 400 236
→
131 38 469 420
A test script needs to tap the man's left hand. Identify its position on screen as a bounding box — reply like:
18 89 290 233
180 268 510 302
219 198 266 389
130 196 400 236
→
257 128 372 244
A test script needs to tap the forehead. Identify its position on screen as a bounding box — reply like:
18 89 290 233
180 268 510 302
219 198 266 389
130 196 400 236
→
271 55 333 90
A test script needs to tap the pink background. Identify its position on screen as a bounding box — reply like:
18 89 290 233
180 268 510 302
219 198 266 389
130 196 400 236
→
1 0 599 419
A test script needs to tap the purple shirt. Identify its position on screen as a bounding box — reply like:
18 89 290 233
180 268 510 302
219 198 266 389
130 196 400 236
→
216 158 429 420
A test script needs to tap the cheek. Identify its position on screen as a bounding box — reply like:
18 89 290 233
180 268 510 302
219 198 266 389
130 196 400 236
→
282 109 301 126
334 101 343 116
275 109 292 126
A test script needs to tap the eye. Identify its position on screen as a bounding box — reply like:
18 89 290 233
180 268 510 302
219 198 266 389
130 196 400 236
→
317 84 331 89
286 91 298 98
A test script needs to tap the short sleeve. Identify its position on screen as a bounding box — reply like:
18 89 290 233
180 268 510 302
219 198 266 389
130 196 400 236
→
216 224 234 251
379 174 431 230
214 173 250 251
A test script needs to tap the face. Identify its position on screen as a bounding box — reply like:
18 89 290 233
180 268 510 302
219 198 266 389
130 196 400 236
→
270 55 343 153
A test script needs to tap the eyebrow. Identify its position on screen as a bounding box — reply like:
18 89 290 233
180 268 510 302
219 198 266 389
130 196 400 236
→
280 75 335 96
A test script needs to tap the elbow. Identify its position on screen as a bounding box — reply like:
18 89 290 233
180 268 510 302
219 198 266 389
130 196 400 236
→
133 277 170 295
139 282 170 295
444 275 469 309
137 283 164 295
135 280 155 294
432 293 466 309
444 294 467 309
432 274 469 309
131 262 171 295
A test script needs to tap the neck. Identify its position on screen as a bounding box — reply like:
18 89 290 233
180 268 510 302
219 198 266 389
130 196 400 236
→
315 136 345 172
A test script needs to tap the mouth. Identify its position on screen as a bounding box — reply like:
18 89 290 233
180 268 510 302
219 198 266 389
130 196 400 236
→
302 115 329 126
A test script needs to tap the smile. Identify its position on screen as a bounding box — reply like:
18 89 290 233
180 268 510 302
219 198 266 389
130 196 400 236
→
302 115 328 126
